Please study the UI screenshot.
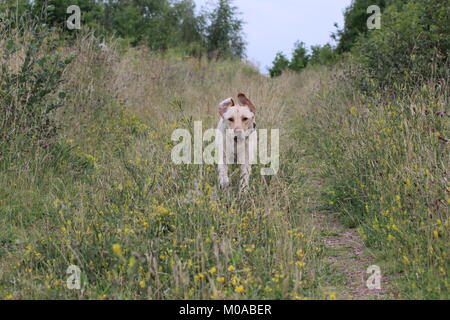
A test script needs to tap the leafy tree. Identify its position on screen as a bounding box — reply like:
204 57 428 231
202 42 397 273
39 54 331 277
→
354 0 450 88
289 41 309 72
103 0 205 51
333 0 387 53
106 0 147 45
205 0 246 59
32 0 104 31
268 52 290 77
2 0 247 59
309 44 337 66
171 0 205 45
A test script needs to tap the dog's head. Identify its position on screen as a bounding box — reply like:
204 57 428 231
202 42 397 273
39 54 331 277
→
219 93 256 138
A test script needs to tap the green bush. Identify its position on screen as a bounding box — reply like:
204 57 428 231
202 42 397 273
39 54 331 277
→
288 41 309 72
0 13 74 148
333 0 388 54
309 44 338 66
268 52 290 77
353 0 450 89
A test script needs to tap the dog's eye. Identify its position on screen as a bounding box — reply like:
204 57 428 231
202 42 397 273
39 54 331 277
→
242 117 249 121
228 118 234 122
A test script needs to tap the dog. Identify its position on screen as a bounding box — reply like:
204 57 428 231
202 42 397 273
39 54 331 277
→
216 93 257 193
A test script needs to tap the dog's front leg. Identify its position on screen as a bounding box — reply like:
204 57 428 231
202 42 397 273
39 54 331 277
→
218 163 229 189
239 163 251 193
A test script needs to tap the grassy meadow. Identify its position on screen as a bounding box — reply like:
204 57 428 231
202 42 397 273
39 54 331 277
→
1 33 448 300
0 34 334 299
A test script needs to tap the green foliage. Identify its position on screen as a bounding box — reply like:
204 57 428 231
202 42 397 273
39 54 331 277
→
309 44 338 66
0 0 32 29
296 0 450 298
333 0 388 53
268 52 290 77
32 0 104 30
269 42 330 77
0 14 74 148
288 41 309 72
353 0 450 89
301 75 450 298
171 0 206 53
18 0 245 59
269 41 339 77
0 0 30 14
104 0 172 49
205 0 246 59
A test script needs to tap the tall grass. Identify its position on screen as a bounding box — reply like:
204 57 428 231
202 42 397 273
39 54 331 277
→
297 65 449 299
0 31 337 299
1 18 447 300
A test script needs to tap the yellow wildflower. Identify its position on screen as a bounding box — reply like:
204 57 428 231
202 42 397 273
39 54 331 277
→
209 267 218 275
128 256 136 268
326 292 336 300
112 244 122 256
235 285 245 293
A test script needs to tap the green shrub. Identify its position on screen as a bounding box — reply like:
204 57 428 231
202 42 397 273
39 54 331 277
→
268 52 290 77
309 44 338 66
0 13 74 148
289 41 309 72
353 0 450 89
334 0 388 54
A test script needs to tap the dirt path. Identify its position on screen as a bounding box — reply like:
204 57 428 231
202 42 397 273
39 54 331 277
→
303 158 390 300
314 210 389 299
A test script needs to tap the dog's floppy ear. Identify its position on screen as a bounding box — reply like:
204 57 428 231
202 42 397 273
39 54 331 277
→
219 98 235 117
238 93 256 114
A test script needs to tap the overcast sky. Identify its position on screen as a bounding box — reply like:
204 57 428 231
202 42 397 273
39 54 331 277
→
195 0 352 73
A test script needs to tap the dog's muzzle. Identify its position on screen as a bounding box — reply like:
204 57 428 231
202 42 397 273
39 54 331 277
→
234 123 256 140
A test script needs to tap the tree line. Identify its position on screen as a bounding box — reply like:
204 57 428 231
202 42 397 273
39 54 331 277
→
269 0 449 88
0 0 246 59
1 0 447 86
